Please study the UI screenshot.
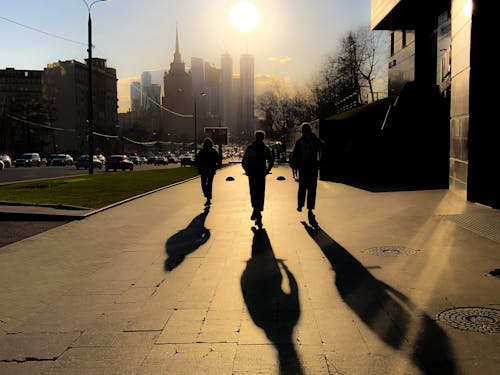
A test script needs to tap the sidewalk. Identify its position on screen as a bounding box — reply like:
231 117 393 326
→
0 164 499 374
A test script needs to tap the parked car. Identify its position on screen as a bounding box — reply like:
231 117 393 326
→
152 156 168 165
75 154 103 170
105 155 134 172
14 152 42 167
49 154 74 166
180 155 195 167
0 154 12 168
127 155 143 165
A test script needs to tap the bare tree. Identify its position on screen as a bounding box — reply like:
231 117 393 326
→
312 25 387 116
256 84 316 140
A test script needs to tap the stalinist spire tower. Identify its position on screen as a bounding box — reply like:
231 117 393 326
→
162 26 193 142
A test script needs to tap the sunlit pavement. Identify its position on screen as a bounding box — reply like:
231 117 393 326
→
0 164 499 374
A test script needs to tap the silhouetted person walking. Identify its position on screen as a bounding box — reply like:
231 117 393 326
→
195 138 221 206
291 123 324 227
242 130 274 227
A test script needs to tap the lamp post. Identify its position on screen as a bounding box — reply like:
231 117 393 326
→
82 0 110 174
193 92 207 155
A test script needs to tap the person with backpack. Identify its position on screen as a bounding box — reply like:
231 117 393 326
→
242 130 274 227
195 138 221 206
290 123 325 226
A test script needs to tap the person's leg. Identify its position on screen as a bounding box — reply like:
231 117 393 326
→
306 167 318 210
254 175 265 216
248 176 258 219
297 169 307 211
200 174 208 198
206 173 215 200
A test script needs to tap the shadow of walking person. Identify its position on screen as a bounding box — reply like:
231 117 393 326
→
241 228 304 375
302 222 459 375
164 207 210 271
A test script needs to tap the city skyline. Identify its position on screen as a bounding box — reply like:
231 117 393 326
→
1 0 372 112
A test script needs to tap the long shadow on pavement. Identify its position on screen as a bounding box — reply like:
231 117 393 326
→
241 228 303 375
302 222 458 375
164 207 210 271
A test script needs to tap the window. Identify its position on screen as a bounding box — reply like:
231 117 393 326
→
390 32 395 56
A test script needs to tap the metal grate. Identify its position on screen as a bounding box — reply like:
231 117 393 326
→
437 307 500 333
362 245 419 256
441 213 500 244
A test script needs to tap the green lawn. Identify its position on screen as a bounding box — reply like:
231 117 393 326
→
0 167 199 209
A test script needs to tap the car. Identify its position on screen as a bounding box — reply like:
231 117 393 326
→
14 152 42 167
152 156 168 165
49 154 74 166
0 160 4 171
0 154 12 168
180 155 195 167
105 155 134 172
75 154 103 170
127 155 143 165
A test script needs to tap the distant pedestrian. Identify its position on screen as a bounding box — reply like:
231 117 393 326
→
242 130 274 227
290 123 324 226
195 138 221 206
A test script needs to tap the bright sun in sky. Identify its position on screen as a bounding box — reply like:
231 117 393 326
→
229 1 260 32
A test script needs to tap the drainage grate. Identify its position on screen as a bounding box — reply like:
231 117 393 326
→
436 307 500 333
441 213 500 244
362 245 419 256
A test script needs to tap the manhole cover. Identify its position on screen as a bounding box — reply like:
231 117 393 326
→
437 307 500 333
362 246 419 256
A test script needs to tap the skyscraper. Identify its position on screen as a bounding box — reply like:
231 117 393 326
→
141 71 152 110
221 53 233 130
240 53 255 137
130 81 141 112
162 27 193 142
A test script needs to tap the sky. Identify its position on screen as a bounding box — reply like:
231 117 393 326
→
1 0 373 113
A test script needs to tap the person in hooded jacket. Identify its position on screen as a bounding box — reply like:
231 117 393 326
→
290 123 325 226
195 138 221 206
242 130 274 226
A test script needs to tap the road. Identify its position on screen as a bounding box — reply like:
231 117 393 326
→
0 162 179 185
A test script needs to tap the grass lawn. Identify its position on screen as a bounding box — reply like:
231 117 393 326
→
0 167 199 209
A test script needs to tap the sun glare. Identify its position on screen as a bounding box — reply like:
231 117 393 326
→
229 1 260 33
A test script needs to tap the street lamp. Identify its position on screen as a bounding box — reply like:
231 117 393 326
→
193 92 207 155
82 0 110 174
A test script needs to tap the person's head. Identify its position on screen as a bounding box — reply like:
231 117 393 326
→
301 123 312 134
255 130 265 142
203 138 213 149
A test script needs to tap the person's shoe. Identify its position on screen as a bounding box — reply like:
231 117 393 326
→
308 210 318 227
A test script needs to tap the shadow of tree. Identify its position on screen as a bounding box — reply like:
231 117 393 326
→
241 228 304 375
164 207 210 271
302 222 458 375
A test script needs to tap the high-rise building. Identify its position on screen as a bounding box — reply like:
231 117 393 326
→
162 27 193 142
204 62 221 120
221 53 233 130
130 81 141 112
240 53 255 137
141 71 152 110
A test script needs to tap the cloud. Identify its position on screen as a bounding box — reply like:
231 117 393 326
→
255 74 294 95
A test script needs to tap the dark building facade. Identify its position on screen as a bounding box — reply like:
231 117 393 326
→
0 68 52 157
43 58 118 155
371 0 498 209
